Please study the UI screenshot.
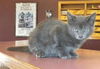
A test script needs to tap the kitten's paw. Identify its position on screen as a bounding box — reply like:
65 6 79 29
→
35 51 46 58
71 55 79 59
36 54 46 58
58 53 72 59
60 56 68 59
60 55 71 59
70 52 79 59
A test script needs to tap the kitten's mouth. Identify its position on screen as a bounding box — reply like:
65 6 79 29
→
77 38 84 40
76 36 85 40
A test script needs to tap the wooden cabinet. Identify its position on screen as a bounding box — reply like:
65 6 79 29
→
58 1 100 39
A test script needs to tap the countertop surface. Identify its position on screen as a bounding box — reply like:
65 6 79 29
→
0 40 100 69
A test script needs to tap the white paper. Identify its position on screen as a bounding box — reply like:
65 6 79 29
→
16 3 37 36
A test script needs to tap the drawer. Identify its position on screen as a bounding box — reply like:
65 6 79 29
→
68 10 84 15
87 10 100 14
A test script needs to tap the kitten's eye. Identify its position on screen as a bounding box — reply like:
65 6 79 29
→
83 30 86 32
74 29 78 32
75 30 78 32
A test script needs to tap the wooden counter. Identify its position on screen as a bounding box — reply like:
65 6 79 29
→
0 40 100 69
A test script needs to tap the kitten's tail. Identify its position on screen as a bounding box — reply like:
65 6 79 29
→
7 46 30 53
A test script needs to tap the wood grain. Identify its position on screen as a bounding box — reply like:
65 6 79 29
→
0 53 39 69
0 40 100 69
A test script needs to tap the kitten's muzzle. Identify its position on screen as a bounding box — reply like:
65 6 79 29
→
79 36 83 38
77 35 85 40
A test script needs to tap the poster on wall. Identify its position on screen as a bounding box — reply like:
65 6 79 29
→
16 3 37 37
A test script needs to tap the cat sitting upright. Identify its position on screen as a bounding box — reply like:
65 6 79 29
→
8 12 96 59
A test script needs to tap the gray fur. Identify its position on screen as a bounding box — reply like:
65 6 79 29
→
28 12 96 59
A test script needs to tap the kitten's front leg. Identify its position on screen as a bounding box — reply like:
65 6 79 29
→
58 52 71 59
35 50 46 58
57 47 71 59
70 50 79 59
64 46 79 59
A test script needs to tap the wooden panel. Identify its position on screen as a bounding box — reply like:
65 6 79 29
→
0 53 39 69
68 10 85 14
95 22 100 26
96 16 100 20
95 27 100 31
91 33 100 38
58 1 100 39
87 10 100 14
0 40 100 69
61 4 84 9
60 16 67 21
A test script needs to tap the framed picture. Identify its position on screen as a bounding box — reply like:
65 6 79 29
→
16 3 37 37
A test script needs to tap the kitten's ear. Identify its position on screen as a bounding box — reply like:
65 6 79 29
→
87 13 96 26
67 12 76 22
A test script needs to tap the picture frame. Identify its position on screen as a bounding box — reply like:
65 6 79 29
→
16 3 37 37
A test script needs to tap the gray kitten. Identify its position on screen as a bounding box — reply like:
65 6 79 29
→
8 12 96 59
28 12 96 59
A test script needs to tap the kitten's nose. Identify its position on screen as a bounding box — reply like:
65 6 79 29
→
79 36 83 38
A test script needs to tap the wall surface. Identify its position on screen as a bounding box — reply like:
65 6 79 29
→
0 0 100 41
0 0 59 41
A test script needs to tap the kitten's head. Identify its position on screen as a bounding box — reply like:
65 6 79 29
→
67 12 96 40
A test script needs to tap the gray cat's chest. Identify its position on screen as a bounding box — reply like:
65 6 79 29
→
59 34 83 48
66 40 82 48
